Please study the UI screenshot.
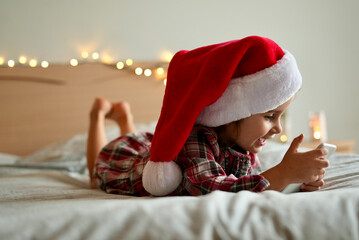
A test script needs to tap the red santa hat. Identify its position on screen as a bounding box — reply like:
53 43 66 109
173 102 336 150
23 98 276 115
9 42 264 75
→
143 36 302 196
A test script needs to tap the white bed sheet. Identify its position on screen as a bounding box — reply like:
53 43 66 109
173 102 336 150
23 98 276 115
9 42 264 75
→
1 122 359 240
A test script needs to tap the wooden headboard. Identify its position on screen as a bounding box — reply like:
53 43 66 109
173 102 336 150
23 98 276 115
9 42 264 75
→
0 63 166 156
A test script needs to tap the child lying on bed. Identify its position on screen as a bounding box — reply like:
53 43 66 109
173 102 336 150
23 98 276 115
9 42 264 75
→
87 36 329 196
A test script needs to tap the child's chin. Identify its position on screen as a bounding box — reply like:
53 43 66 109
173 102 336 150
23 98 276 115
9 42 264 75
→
252 146 263 154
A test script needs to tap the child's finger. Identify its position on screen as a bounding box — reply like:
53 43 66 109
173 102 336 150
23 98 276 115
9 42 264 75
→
305 148 329 159
304 179 325 187
318 168 326 178
300 184 321 192
314 159 330 168
300 180 324 191
287 134 304 153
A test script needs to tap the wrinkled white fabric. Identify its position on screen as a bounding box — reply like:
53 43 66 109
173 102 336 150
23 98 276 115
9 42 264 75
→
0 125 358 240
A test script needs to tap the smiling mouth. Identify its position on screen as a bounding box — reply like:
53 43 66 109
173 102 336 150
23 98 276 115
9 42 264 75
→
258 138 266 146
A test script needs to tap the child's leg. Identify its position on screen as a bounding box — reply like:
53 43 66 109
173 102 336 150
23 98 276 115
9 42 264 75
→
86 97 136 188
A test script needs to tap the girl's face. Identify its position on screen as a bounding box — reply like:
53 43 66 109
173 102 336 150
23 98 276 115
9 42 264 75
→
220 97 293 154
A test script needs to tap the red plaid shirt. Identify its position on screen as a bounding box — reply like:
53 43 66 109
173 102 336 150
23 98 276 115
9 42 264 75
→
94 125 269 196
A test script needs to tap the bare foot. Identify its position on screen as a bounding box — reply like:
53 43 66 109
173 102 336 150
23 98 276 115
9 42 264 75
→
106 102 132 123
90 97 112 120
107 102 136 135
90 97 136 135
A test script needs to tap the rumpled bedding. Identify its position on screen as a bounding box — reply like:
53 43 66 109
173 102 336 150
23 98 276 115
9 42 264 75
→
0 122 358 240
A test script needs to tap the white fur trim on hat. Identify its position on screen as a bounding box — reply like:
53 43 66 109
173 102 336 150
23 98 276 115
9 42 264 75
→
196 50 302 127
142 160 183 196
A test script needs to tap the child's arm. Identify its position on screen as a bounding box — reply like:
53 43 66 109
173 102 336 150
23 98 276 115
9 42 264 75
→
181 155 270 195
261 134 329 191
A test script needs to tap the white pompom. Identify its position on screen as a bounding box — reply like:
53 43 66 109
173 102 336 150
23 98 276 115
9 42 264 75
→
142 161 183 196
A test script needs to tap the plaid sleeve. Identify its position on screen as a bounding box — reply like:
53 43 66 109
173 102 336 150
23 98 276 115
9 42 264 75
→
178 126 270 196
182 157 269 196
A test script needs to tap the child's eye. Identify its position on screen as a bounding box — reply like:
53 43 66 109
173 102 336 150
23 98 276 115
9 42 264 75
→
265 115 275 120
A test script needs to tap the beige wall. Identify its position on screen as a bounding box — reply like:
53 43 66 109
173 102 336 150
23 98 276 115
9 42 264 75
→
1 0 359 152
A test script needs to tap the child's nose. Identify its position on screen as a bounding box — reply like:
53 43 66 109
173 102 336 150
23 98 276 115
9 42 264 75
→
272 120 282 134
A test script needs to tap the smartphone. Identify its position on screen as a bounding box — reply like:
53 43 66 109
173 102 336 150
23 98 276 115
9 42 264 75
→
316 143 337 158
281 143 337 194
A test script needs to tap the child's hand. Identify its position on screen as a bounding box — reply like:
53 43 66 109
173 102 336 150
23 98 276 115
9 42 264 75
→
300 177 325 192
260 134 329 191
279 134 330 185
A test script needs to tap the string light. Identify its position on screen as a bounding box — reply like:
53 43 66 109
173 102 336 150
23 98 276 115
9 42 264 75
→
0 51 169 85
116 61 124 69
135 67 143 75
163 78 167 86
156 67 164 75
92 52 100 60
41 61 49 68
101 55 113 64
144 69 152 77
8 60 15 68
19 56 27 64
70 59 78 66
126 59 133 66
280 135 288 143
29 59 37 67
314 131 321 140
161 50 174 62
81 51 89 59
